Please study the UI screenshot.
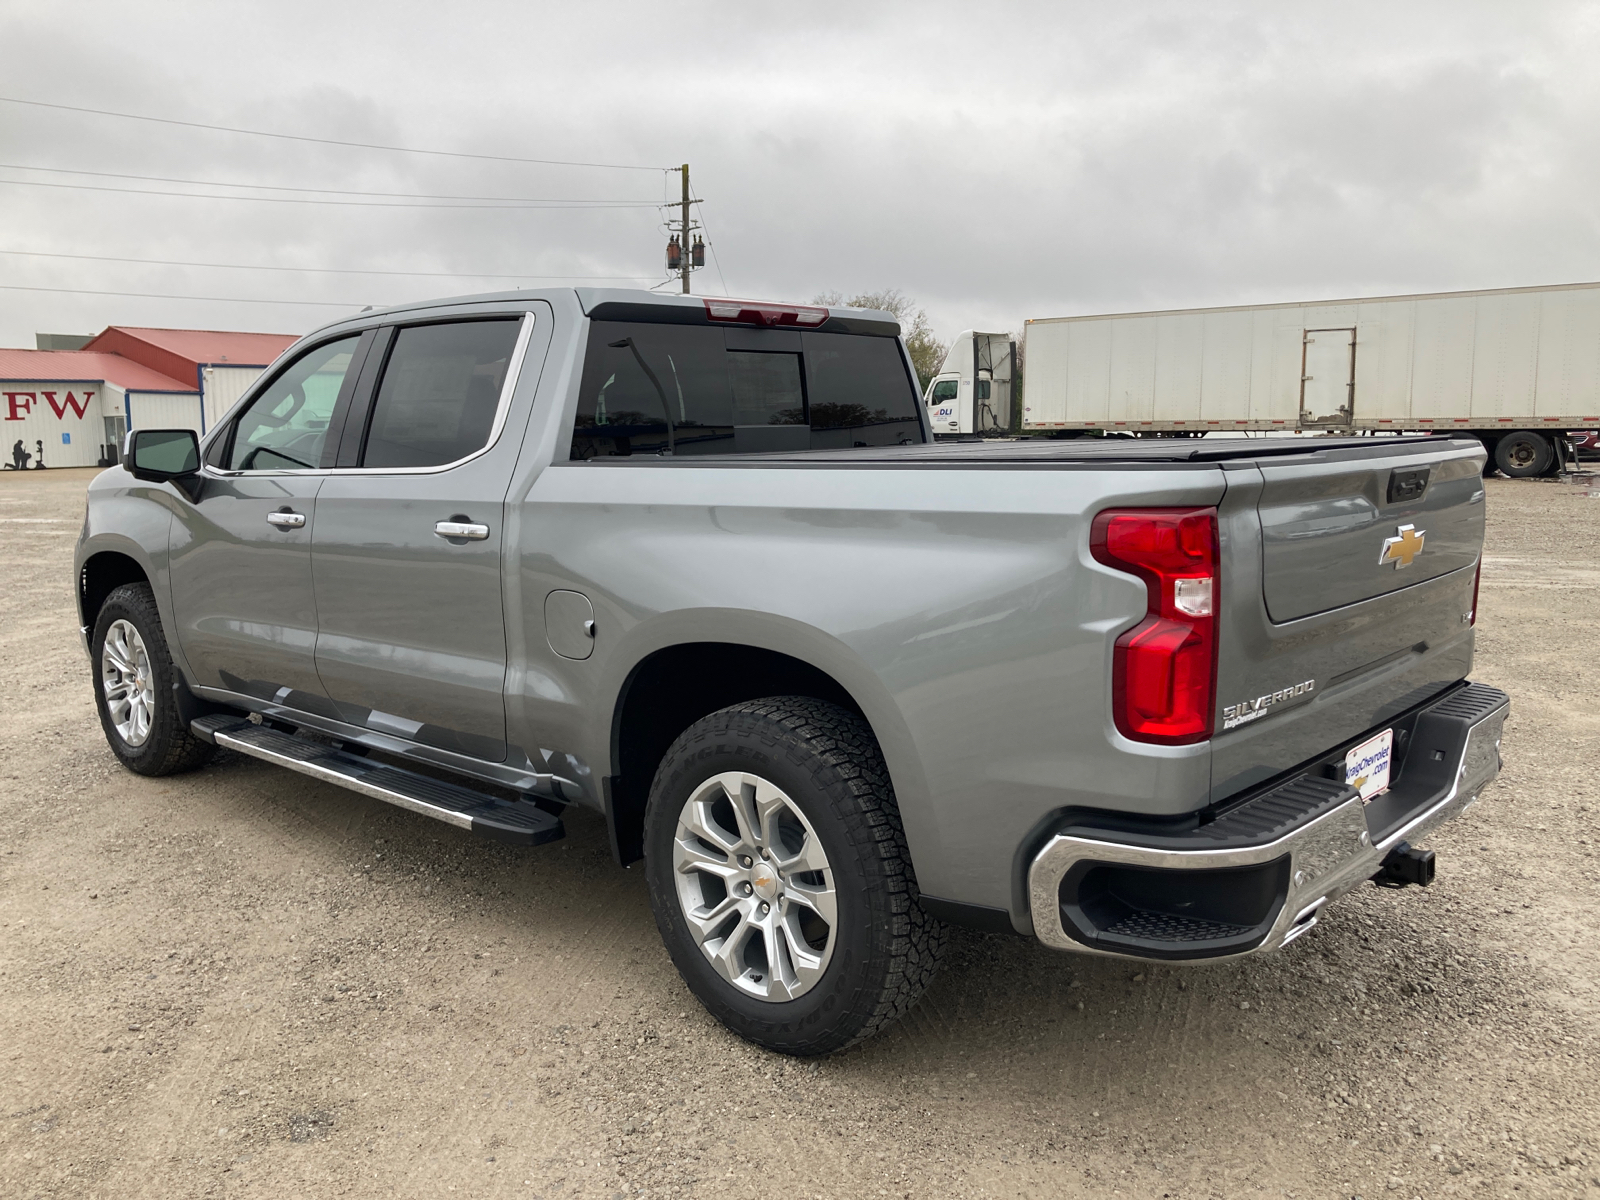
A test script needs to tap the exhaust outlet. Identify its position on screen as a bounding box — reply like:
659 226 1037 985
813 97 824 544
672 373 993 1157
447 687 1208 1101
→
1373 841 1435 889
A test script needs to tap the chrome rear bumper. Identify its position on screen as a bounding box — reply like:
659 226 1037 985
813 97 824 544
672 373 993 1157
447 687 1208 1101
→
1028 682 1508 962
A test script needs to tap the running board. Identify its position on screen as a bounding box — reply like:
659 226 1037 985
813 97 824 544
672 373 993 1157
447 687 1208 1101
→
190 715 564 846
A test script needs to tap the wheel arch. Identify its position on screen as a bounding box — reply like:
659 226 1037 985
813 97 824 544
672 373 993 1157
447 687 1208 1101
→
600 615 929 870
78 547 153 632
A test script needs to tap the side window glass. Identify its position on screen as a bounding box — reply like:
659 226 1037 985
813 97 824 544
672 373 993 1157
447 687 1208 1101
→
930 379 958 402
361 319 521 469
801 332 923 449
225 336 360 471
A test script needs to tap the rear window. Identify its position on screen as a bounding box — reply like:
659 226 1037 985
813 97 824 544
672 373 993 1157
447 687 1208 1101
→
570 321 923 459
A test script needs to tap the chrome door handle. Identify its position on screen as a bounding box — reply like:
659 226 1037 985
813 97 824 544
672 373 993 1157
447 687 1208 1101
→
266 510 306 528
434 520 489 541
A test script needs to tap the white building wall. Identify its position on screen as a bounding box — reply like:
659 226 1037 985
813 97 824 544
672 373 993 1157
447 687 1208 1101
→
201 365 268 430
127 391 205 435
1 380 109 468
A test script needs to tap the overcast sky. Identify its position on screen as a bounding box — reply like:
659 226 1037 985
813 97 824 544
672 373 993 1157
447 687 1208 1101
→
2 1 1598 350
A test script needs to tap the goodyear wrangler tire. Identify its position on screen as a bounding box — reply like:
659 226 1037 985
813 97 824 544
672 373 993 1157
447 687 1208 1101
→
91 582 214 777
643 697 943 1055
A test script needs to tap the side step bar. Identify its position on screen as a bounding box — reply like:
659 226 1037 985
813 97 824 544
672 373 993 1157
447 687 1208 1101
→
191 715 564 846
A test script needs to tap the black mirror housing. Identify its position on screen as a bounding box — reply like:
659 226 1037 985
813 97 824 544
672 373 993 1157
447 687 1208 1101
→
127 429 202 499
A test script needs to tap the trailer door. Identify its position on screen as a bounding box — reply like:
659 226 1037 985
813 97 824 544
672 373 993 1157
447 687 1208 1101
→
1300 327 1355 428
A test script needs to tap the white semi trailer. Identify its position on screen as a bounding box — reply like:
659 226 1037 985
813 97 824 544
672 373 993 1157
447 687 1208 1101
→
924 330 1016 435
1021 280 1600 476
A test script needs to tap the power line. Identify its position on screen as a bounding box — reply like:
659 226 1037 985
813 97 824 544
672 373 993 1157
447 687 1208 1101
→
0 177 660 210
0 249 655 281
0 283 372 307
0 162 658 204
690 181 731 295
0 95 665 172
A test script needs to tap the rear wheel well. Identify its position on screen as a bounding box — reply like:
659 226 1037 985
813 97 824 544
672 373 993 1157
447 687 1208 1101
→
80 552 149 629
606 643 863 865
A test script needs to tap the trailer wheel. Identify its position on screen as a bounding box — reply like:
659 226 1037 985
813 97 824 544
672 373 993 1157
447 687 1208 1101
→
1494 431 1552 478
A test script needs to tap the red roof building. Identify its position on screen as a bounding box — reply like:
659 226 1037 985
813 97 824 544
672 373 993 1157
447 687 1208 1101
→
3 325 301 470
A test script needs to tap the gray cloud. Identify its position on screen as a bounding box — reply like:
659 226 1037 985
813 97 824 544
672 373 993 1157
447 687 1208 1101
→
1 0 1596 347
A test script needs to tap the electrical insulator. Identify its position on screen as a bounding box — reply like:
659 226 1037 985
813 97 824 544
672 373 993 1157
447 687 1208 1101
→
691 236 705 268
666 236 682 271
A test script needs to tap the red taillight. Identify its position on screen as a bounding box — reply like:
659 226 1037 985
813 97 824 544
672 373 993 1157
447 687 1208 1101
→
1469 557 1482 626
703 298 828 327
1090 507 1219 745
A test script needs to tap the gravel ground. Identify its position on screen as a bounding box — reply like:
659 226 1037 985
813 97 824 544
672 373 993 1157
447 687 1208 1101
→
1 466 1596 1200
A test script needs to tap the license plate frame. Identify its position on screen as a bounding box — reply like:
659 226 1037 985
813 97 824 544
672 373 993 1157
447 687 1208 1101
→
1345 728 1394 802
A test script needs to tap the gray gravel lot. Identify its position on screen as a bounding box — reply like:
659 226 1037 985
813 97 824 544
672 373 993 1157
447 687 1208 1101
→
1 467 1596 1199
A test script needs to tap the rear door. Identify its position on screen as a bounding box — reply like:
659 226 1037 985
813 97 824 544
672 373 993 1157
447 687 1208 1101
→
310 314 538 763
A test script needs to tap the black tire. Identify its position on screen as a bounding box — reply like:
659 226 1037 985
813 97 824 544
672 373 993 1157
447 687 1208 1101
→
643 697 943 1055
91 582 214 776
1493 431 1552 478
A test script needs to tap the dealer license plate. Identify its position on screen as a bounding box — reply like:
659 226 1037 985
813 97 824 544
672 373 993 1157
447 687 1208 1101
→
1345 728 1394 802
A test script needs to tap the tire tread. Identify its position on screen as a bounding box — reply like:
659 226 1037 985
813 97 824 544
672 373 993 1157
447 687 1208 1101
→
94 583 213 776
647 696 943 1054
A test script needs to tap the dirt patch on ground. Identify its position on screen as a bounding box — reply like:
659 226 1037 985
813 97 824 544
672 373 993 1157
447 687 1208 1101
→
1 468 1596 1198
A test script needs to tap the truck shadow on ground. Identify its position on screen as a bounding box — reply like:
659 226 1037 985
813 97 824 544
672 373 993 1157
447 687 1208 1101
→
208 746 1535 1107
36 745 1579 1198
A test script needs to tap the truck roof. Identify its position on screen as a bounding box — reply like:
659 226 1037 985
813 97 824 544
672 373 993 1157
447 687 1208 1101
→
312 287 902 338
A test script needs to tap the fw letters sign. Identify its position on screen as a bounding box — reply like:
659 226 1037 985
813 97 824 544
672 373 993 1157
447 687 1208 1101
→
5 391 95 421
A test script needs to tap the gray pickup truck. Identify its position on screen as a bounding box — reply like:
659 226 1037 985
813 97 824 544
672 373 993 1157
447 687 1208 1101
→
76 288 1508 1054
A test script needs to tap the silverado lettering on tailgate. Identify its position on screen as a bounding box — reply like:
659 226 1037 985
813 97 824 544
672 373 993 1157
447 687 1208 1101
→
1222 679 1316 730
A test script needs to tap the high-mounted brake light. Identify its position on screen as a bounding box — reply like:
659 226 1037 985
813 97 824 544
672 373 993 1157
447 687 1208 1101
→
1090 507 1219 745
703 298 828 327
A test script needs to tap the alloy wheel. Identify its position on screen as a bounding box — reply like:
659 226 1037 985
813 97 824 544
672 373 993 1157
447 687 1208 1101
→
101 618 156 747
671 771 837 1001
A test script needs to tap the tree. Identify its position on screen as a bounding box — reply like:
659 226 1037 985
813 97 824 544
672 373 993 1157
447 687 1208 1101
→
812 289 948 393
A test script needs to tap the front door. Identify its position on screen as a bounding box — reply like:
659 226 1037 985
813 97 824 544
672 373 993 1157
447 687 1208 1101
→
169 334 365 706
311 316 532 764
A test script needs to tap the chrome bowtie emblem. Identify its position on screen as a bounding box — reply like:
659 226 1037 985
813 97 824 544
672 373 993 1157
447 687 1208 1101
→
1380 523 1426 569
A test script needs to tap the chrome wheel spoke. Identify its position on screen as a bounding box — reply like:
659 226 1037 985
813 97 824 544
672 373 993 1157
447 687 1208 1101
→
702 914 756 985
672 834 741 881
678 795 742 857
777 911 827 991
720 775 762 851
682 892 745 943
774 833 829 876
103 635 134 674
785 875 837 927
752 779 790 851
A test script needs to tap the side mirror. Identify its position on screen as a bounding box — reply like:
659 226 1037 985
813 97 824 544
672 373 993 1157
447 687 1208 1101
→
127 429 202 499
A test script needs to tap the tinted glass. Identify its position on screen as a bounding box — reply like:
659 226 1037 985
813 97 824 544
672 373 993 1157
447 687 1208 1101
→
362 320 520 469
930 379 958 402
571 321 923 459
800 332 923 449
226 336 359 470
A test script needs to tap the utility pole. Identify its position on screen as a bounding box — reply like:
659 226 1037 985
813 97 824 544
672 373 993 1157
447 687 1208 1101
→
664 163 705 292
679 163 691 294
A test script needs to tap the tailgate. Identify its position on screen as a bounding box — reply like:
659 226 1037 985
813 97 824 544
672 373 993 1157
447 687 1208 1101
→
1259 447 1483 621
1211 438 1486 801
